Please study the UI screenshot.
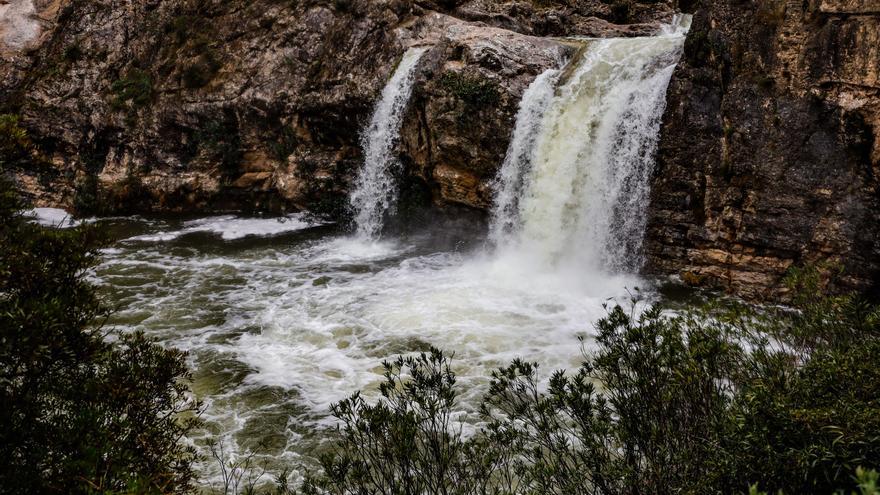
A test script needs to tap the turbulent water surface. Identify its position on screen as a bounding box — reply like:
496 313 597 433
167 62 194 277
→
92 216 644 481
87 17 691 485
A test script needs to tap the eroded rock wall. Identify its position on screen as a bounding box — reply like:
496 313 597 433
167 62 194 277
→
646 0 880 298
2 0 425 214
0 0 673 216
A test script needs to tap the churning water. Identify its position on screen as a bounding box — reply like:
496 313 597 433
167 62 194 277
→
89 18 690 485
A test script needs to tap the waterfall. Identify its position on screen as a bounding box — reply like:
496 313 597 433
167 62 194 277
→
349 46 429 240
489 68 560 246
493 16 690 273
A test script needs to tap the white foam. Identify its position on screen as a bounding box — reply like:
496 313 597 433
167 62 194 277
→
95 219 651 485
308 237 410 263
124 214 320 242
0 0 40 51
232 243 646 418
92 16 689 485
24 208 80 228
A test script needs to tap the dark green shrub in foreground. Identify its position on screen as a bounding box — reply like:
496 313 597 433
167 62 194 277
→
303 350 494 495
723 268 880 494
305 277 879 495
0 176 199 493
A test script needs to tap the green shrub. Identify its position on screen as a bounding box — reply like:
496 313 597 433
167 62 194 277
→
439 72 500 108
303 349 494 495
0 177 200 493
477 304 741 494
0 114 32 166
110 68 153 108
304 272 880 494
72 173 100 215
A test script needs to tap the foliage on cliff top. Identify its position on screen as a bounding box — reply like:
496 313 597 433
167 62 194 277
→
0 171 200 492
302 268 880 495
440 71 500 108
111 68 154 109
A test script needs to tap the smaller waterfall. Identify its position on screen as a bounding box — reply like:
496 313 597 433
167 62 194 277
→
489 68 560 246
349 46 429 240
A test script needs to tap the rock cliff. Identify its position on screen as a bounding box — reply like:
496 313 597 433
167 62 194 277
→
1 0 878 299
0 0 672 216
645 0 880 298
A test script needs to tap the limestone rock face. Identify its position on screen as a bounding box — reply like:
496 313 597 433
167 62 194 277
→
399 13 570 209
0 0 673 216
3 0 423 214
646 0 880 298
3 0 879 299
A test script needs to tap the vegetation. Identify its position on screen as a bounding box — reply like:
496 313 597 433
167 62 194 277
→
111 68 154 109
196 116 243 177
439 72 500 108
3 113 878 494
302 270 879 495
1 114 59 194
0 160 199 491
0 114 32 167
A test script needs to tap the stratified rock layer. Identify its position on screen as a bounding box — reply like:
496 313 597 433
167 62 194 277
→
646 0 880 298
1 0 672 216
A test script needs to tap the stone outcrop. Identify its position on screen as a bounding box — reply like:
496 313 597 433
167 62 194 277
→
2 0 419 214
645 0 880 298
400 13 570 209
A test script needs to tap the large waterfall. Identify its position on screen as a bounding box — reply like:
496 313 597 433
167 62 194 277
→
489 68 560 245
349 46 429 240
491 17 690 273
92 18 692 483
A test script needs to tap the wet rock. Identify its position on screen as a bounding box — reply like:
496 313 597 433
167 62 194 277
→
3 0 878 300
1 0 667 217
399 13 570 209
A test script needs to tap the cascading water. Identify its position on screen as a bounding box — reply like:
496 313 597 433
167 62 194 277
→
489 68 560 246
349 46 429 240
90 17 691 485
493 16 691 273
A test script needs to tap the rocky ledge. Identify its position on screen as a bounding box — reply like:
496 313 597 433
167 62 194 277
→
0 0 673 215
